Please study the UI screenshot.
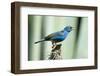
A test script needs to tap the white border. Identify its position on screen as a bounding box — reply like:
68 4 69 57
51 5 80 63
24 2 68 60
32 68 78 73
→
20 6 95 70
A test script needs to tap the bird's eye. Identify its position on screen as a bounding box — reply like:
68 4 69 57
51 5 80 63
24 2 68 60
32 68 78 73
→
70 27 72 29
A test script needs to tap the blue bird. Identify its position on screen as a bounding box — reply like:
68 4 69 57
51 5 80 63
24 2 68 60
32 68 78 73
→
34 26 73 46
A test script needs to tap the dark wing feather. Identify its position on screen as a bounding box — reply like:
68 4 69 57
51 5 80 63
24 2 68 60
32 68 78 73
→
45 31 64 40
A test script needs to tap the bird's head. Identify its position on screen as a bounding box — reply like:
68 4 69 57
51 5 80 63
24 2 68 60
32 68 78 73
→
64 26 73 32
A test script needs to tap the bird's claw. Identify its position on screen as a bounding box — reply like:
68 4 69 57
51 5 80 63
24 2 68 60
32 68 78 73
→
52 44 56 48
52 45 54 48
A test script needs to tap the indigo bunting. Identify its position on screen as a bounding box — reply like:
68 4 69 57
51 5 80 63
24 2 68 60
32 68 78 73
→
35 26 73 45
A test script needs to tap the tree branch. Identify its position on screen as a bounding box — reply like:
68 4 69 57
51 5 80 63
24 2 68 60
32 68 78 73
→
48 44 62 60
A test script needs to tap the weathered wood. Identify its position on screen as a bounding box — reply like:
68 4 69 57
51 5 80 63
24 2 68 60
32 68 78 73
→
48 44 62 60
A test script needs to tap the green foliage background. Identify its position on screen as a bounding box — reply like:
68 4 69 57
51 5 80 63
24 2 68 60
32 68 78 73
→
28 15 88 60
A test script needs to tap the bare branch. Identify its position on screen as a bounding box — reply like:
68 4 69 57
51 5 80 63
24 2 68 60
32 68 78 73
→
48 44 62 60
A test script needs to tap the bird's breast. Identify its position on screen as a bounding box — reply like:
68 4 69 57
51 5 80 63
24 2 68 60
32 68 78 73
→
63 31 68 39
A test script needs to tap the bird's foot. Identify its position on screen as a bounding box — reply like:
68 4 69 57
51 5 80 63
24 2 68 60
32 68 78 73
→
52 45 54 48
52 44 56 49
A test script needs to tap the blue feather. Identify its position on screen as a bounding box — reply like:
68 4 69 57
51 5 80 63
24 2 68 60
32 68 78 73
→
34 26 72 44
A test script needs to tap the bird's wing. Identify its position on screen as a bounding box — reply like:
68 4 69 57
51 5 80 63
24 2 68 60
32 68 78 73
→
45 31 64 40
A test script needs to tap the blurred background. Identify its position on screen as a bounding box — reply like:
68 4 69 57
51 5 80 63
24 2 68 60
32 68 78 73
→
28 15 88 61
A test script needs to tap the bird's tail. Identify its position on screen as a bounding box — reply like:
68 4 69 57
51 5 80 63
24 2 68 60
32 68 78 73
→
34 39 45 44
